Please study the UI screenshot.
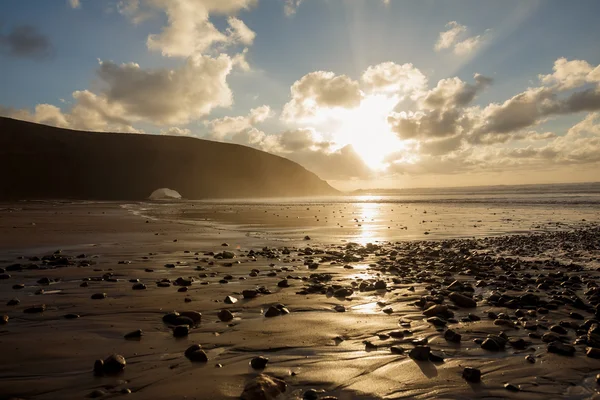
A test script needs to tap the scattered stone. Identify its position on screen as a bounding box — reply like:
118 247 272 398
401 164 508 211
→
91 293 107 300
462 367 481 383
243 289 259 299
265 306 282 318
124 329 143 339
587 347 600 358
173 325 189 337
390 346 405 355
1 315 8 324
95 354 126 375
444 329 462 343
185 344 208 362
449 292 477 308
547 341 575 356
409 346 431 361
7 298 20 306
218 309 234 322
23 304 46 313
132 283 147 290
224 296 238 304
250 356 269 369
504 383 520 392
240 374 286 400
334 305 346 312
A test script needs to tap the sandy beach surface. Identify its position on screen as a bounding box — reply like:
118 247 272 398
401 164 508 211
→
1 199 600 399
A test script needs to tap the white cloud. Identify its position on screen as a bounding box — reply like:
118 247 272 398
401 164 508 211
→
161 127 191 136
205 105 273 139
361 62 427 96
68 0 81 9
284 0 302 17
435 21 488 55
539 57 600 90
119 0 257 57
282 71 362 121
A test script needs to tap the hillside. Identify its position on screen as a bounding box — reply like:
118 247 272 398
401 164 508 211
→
0 117 339 200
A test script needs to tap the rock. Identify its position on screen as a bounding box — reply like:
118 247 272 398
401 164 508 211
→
224 296 238 304
449 292 477 308
124 329 143 339
250 356 269 369
334 305 346 312
550 325 568 335
179 311 202 324
243 289 259 299
88 389 108 398
481 338 502 351
240 374 286 400
13 283 25 290
504 383 520 392
374 280 387 290
173 325 189 337
423 304 451 318
265 306 281 318
171 316 195 326
462 367 481 383
132 283 147 290
218 309 234 322
64 313 80 319
91 293 107 300
547 341 575 356
1 315 8 324
102 354 126 374
277 279 290 288
525 354 535 363
429 351 445 362
304 236 311 240
7 298 20 306
444 329 462 343
588 324 600 348
185 345 208 362
409 346 431 361
23 304 46 313
390 346 405 354
0 273 11 279
221 251 235 259
587 347 600 358
389 330 405 339
162 312 181 324
333 288 353 298
426 317 447 327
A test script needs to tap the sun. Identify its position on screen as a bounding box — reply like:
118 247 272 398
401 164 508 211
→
332 94 408 170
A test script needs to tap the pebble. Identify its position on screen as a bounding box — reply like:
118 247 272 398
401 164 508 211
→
91 293 107 300
547 341 575 356
224 296 238 304
449 292 477 308
409 346 431 361
250 356 269 369
173 325 189 337
462 367 481 383
185 345 208 362
1 315 8 324
23 304 46 313
240 374 286 400
218 309 234 322
124 329 143 339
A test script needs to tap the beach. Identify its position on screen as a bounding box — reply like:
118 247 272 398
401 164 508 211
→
1 191 600 399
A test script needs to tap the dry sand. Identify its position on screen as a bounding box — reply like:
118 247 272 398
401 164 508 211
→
1 202 600 399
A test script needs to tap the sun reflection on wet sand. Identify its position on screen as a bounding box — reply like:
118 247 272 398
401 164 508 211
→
355 201 382 246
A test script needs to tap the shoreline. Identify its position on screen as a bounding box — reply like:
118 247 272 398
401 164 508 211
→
1 203 600 399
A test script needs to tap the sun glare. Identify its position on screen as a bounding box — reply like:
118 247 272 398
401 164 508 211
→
333 94 408 170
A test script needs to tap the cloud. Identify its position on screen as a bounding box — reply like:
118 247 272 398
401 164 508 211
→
0 25 54 60
95 55 234 125
68 0 81 9
361 62 427 96
284 0 303 17
539 58 600 90
119 0 257 58
282 71 362 121
160 127 191 136
2 54 236 132
434 21 488 55
205 105 273 139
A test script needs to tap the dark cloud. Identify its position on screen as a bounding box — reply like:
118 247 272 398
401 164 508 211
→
0 25 54 59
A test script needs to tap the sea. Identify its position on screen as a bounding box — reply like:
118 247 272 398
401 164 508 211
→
123 182 600 244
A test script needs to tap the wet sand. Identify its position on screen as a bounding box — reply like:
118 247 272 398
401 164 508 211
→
1 202 600 399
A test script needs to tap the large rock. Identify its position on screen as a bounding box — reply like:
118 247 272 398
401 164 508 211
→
240 374 286 400
449 292 477 308
588 324 600 348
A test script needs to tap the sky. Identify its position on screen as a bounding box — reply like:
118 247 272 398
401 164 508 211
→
1 0 600 191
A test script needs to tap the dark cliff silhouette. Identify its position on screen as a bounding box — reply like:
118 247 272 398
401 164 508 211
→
0 117 339 200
